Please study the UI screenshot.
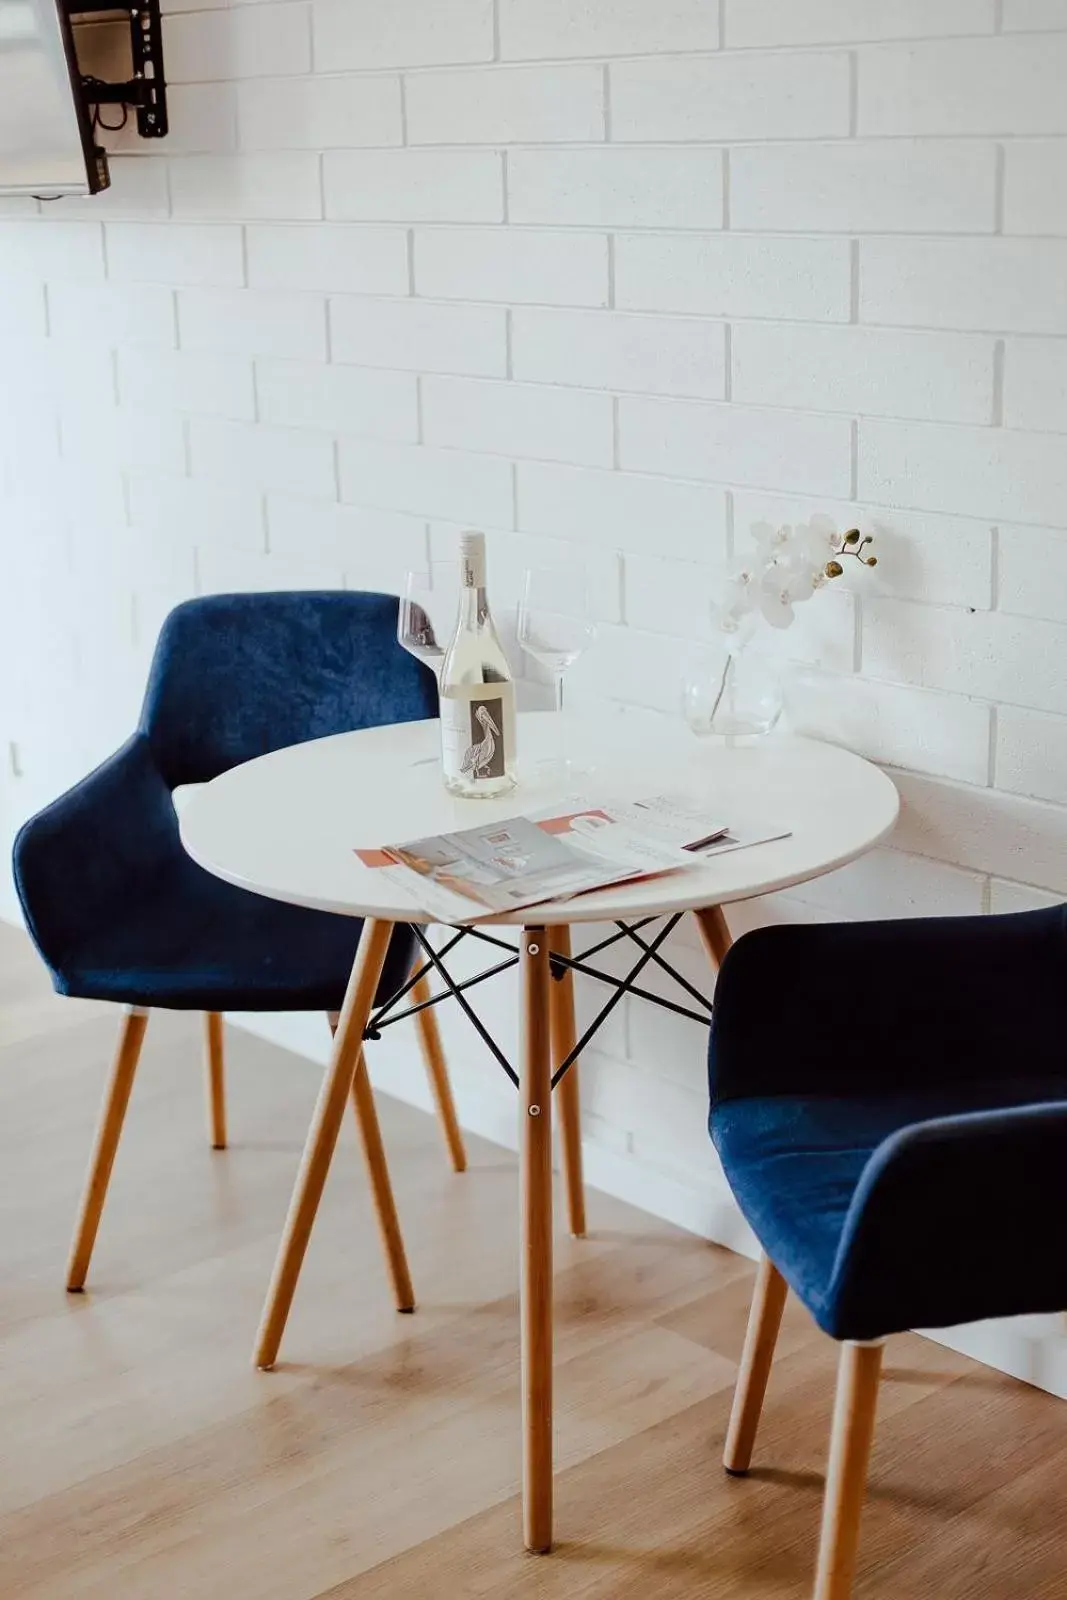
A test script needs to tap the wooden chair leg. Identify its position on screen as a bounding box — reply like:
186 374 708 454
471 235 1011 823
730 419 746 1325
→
203 1011 227 1150
548 926 586 1238
813 1341 884 1600
410 972 467 1174
67 1007 149 1292
724 1253 789 1474
253 918 394 1370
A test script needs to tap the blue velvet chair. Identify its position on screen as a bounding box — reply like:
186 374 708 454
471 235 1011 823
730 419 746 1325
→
13 591 466 1309
708 908 1067 1600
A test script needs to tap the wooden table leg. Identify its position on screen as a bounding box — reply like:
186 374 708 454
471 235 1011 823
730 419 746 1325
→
327 1010 415 1313
350 1048 416 1313
549 926 586 1239
520 925 553 1554
694 904 733 970
411 971 468 1174
253 918 394 1371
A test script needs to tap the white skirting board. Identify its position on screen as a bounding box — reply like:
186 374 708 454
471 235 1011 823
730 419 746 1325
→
231 1007 1067 1402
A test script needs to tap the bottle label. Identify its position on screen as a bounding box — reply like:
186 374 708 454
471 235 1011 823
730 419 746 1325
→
460 531 486 589
441 686 509 782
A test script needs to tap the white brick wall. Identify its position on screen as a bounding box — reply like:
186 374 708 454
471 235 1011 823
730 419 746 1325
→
1004 142 1067 237
406 64 605 145
413 227 608 307
107 222 245 287
508 148 724 229
610 52 850 143
511 307 726 399
329 296 507 376
731 142 997 233
724 1 993 47
312 0 494 71
323 150 504 223
619 397 852 495
498 0 720 61
5 2 1067 1347
164 5 312 83
237 75 403 151
117 347 256 420
421 375 614 467
614 234 851 321
246 224 409 294
177 286 327 359
256 358 418 440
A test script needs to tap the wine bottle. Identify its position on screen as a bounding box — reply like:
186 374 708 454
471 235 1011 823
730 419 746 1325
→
439 532 518 799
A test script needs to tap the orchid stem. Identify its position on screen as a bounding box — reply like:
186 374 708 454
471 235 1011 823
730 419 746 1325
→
708 652 733 728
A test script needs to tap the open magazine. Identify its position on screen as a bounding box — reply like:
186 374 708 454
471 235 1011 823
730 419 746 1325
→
355 795 790 924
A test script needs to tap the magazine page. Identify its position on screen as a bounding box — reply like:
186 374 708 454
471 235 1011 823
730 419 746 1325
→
356 804 697 924
540 795 790 859
354 797 793 924
596 794 730 851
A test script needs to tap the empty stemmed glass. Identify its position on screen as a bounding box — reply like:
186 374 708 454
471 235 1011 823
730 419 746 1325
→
397 564 459 685
517 565 598 776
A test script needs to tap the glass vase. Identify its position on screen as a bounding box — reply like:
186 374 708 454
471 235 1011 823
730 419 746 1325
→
681 638 783 739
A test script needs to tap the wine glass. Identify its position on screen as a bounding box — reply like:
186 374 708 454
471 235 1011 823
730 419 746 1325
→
517 565 598 775
397 565 459 685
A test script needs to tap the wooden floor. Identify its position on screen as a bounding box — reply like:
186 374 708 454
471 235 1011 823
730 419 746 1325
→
1 923 1064 1599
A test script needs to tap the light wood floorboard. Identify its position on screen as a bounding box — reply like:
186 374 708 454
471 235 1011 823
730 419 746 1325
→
0 923 1062 1598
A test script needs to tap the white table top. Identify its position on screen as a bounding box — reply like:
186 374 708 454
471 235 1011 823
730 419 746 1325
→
179 713 899 927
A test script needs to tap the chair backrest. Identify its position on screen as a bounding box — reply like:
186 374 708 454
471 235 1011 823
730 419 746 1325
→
141 591 437 788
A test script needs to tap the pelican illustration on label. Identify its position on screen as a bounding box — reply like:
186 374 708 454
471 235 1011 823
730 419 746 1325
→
461 699 504 780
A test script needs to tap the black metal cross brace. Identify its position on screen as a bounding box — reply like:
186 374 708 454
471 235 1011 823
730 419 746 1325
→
363 913 713 1091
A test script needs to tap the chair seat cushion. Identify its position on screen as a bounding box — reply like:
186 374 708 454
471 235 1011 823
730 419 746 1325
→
54 855 416 1012
712 1074 1067 1339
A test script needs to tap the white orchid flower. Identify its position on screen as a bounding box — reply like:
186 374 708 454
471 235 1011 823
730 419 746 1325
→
758 554 819 628
750 519 786 549
797 514 840 566
711 571 760 640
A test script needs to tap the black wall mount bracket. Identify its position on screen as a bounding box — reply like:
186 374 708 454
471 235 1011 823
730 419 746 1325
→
67 0 168 139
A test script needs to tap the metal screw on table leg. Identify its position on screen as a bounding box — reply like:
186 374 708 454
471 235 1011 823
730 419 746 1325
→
529 1105 541 1117
529 943 540 955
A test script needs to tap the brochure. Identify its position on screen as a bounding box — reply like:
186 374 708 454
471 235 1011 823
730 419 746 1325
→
355 794 790 924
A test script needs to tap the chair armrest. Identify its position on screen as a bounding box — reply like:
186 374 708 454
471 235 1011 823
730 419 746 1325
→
709 907 1067 1107
827 1100 1067 1339
13 734 181 980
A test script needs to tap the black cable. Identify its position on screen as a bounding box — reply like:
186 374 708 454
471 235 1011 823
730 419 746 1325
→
83 76 130 133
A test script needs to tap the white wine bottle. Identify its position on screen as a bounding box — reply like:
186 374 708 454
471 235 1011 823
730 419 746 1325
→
439 532 518 799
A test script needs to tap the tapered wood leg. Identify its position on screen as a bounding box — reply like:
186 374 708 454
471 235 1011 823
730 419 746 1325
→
410 972 467 1174
253 919 394 1370
694 904 733 969
548 926 585 1239
327 1013 415 1314
67 1007 149 1292
814 1341 884 1600
203 1011 227 1150
724 1254 788 1474
520 925 553 1554
349 1048 416 1314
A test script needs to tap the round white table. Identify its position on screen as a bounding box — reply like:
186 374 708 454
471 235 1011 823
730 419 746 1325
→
180 712 899 1552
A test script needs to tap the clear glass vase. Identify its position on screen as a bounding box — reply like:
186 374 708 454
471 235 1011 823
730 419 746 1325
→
681 638 783 739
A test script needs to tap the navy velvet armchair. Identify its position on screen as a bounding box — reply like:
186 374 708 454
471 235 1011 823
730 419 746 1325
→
14 591 466 1310
708 907 1067 1600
